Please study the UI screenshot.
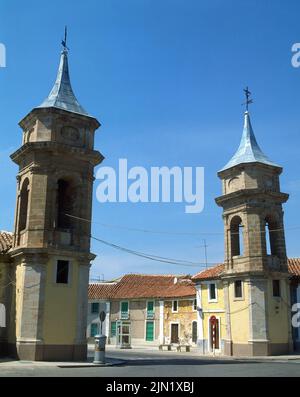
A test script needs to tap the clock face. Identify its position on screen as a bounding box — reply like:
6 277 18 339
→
61 126 80 142
228 177 239 191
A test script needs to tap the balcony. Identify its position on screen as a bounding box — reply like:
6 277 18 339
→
121 311 129 320
147 311 155 320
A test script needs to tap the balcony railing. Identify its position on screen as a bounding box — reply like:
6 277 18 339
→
147 311 155 319
121 311 129 320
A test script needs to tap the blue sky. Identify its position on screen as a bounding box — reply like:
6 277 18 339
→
1 0 300 280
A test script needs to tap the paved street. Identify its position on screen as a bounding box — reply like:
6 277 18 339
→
0 347 300 377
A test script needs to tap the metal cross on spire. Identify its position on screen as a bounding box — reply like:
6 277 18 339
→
61 26 69 52
242 86 253 111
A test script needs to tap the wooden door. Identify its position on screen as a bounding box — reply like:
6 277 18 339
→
192 321 197 343
210 318 220 350
171 323 179 343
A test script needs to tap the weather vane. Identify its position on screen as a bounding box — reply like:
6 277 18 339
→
242 86 253 111
61 26 69 52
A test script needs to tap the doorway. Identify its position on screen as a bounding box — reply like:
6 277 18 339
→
209 318 220 350
192 321 197 344
171 323 179 343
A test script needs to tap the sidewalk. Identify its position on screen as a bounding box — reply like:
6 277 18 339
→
101 344 300 362
0 356 124 368
0 346 299 369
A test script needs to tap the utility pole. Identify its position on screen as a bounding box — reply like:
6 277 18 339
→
203 239 208 269
195 239 209 269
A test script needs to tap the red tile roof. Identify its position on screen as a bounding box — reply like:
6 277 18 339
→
192 264 225 281
89 282 118 300
89 274 196 300
192 259 300 281
288 258 300 277
0 231 13 254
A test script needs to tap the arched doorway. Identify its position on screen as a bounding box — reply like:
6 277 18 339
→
209 317 220 351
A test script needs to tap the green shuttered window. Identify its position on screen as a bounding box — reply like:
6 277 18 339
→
146 321 154 341
91 323 98 337
111 321 116 337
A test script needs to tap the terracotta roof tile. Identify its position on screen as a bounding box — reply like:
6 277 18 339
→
89 282 118 300
0 231 13 254
88 274 195 300
192 259 300 281
288 258 300 277
192 264 225 281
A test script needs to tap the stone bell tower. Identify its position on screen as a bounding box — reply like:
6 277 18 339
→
8 38 103 361
216 99 292 356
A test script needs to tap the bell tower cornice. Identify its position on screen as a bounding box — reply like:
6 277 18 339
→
10 141 104 168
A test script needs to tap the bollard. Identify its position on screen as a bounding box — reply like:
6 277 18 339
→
93 334 107 364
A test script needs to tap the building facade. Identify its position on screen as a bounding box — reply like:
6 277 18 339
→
289 258 300 351
0 41 102 361
193 259 300 356
88 274 197 348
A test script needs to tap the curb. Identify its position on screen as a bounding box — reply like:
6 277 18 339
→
58 359 125 368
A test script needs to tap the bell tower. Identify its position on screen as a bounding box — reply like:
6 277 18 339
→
216 111 289 274
216 97 292 356
9 38 103 360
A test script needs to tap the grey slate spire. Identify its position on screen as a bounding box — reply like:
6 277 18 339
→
37 48 90 117
220 111 280 171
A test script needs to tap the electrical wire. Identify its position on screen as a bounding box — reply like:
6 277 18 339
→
65 213 300 236
65 214 223 236
91 235 216 268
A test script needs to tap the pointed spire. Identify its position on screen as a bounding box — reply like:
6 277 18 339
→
220 111 281 171
37 30 90 117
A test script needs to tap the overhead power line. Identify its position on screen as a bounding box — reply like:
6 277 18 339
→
65 214 300 236
91 235 216 268
65 214 224 236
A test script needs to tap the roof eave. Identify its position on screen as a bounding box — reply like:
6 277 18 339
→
218 161 283 178
19 107 101 130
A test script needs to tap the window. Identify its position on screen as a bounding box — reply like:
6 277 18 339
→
91 302 99 314
147 301 154 318
121 301 129 319
56 260 69 284
117 321 131 347
19 178 29 232
230 216 244 257
172 300 178 312
208 283 217 301
56 179 76 229
273 280 281 297
234 280 243 298
146 321 154 342
111 321 117 337
265 216 280 257
90 323 98 337
193 299 197 311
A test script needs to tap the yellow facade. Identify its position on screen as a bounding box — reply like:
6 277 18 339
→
198 282 226 353
267 278 290 345
228 280 249 344
14 264 23 342
196 274 292 356
164 299 197 344
43 258 79 344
